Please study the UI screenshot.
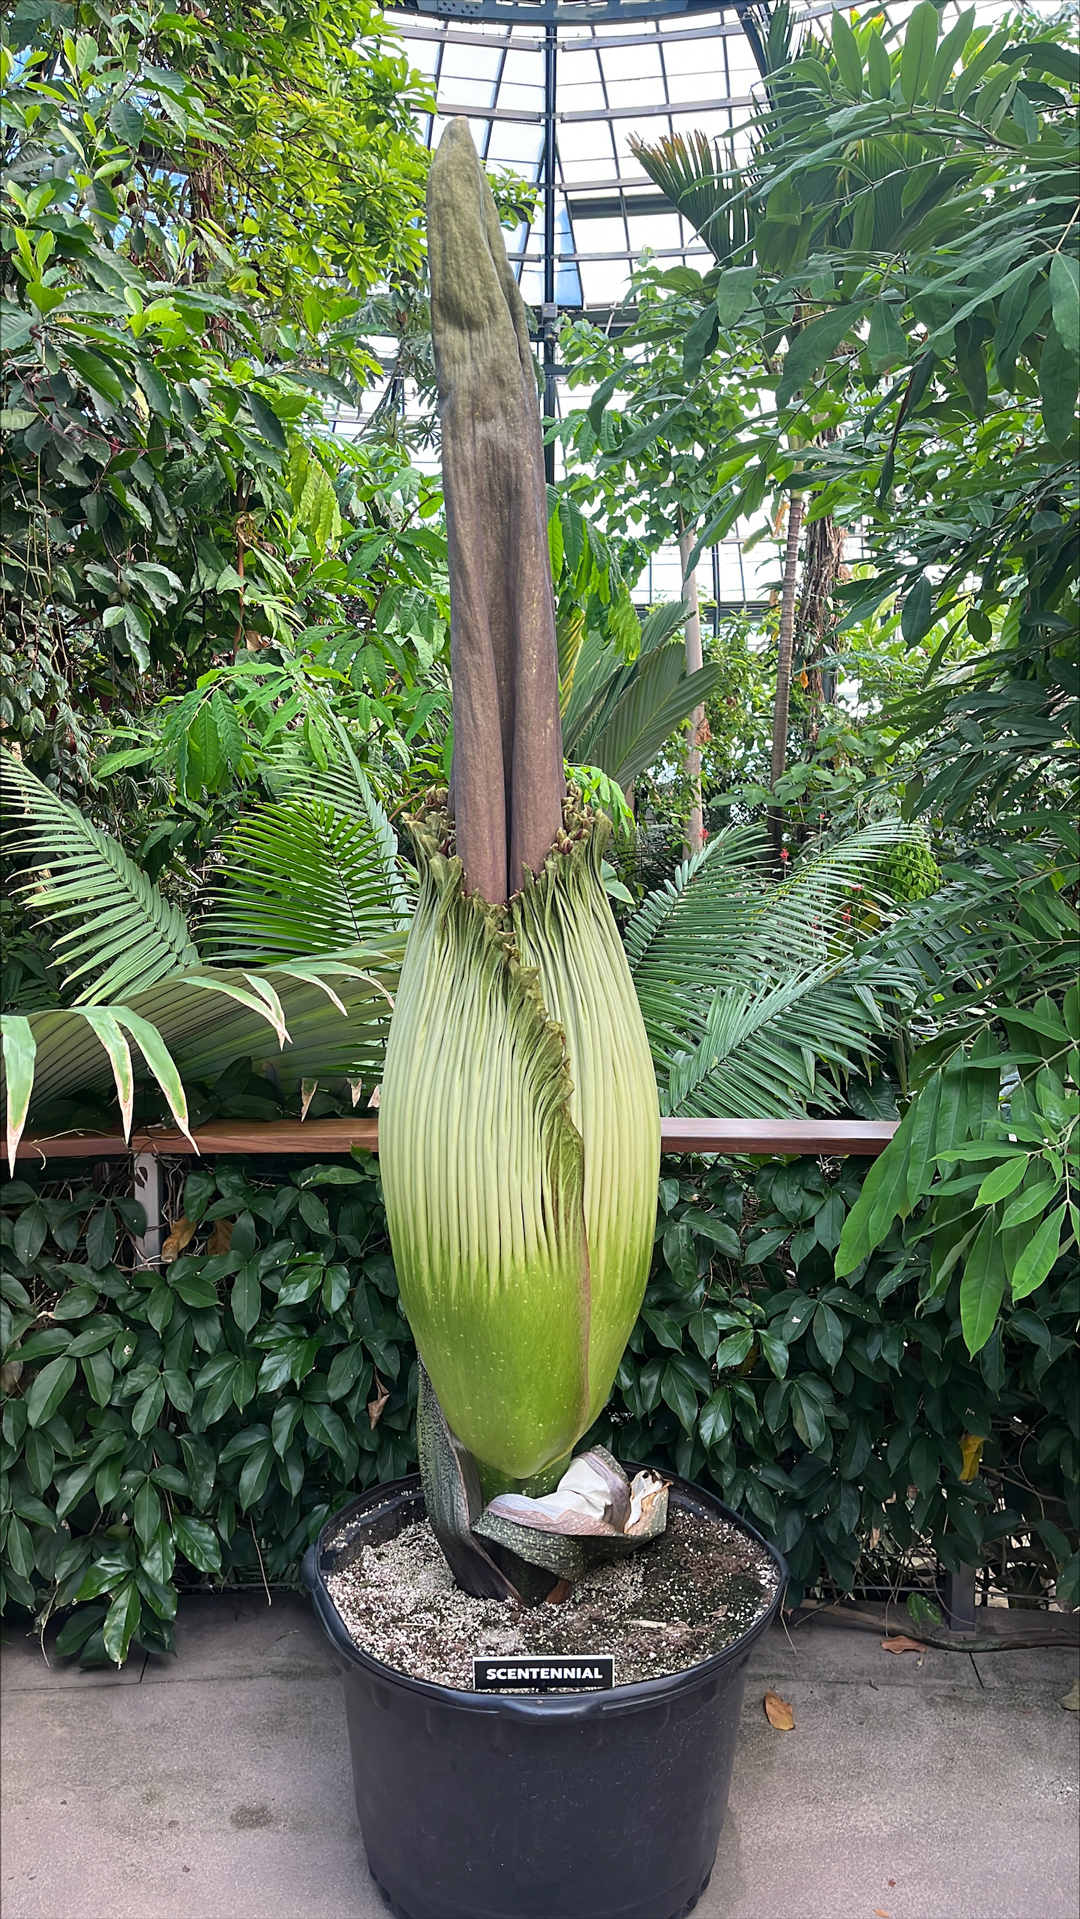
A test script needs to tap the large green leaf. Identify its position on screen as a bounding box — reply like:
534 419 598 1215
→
576 648 724 792
0 952 401 1156
1 1016 36 1174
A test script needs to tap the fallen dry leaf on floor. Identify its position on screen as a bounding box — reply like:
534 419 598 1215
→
874 1909 891 1917
764 1689 795 1730
880 1636 926 1654
161 1215 196 1262
1061 1678 1079 1711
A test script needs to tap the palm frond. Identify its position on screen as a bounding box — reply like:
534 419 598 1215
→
267 713 412 927
562 609 722 792
623 826 770 973
639 600 691 655
595 654 725 790
201 709 412 962
1 749 199 1003
627 820 913 1117
200 799 410 963
561 604 687 757
629 131 758 265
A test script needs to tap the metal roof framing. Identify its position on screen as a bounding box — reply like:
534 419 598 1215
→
387 0 784 320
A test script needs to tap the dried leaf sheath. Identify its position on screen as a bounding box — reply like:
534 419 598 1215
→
380 811 590 1482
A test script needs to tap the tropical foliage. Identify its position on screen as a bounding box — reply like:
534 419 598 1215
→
0 0 437 790
1 1152 415 1665
2 1 1078 1652
1 739 913 1154
2 1140 1074 1667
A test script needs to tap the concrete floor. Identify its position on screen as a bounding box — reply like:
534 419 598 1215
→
1 1591 1077 1919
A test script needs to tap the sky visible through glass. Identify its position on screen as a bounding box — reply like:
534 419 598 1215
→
343 2 1061 613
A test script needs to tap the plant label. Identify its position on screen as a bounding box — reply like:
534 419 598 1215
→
472 1655 615 1692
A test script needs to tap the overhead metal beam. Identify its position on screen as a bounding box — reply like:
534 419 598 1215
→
429 92 749 122
392 0 738 26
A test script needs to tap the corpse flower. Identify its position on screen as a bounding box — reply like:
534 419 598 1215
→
378 120 664 1599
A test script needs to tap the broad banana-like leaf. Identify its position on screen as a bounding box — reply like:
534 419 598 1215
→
380 803 659 1488
1 1016 36 1177
1 948 402 1167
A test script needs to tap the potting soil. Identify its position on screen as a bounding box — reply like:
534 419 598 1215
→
324 1503 779 1691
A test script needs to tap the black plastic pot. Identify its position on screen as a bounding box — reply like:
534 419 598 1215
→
303 1469 786 1919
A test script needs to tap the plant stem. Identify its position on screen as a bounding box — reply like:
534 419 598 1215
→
679 526 705 859
476 1451 572 1504
769 490 804 859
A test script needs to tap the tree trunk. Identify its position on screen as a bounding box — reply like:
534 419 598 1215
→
768 491 804 859
796 509 846 748
678 527 705 860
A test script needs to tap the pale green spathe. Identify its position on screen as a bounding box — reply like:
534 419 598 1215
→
380 802 660 1483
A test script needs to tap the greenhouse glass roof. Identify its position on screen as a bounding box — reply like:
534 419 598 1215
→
359 2 1044 610
387 0 1021 313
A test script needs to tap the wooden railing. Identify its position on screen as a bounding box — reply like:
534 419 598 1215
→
15 1116 897 1160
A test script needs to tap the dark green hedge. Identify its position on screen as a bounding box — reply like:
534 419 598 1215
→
1 1149 1076 1665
